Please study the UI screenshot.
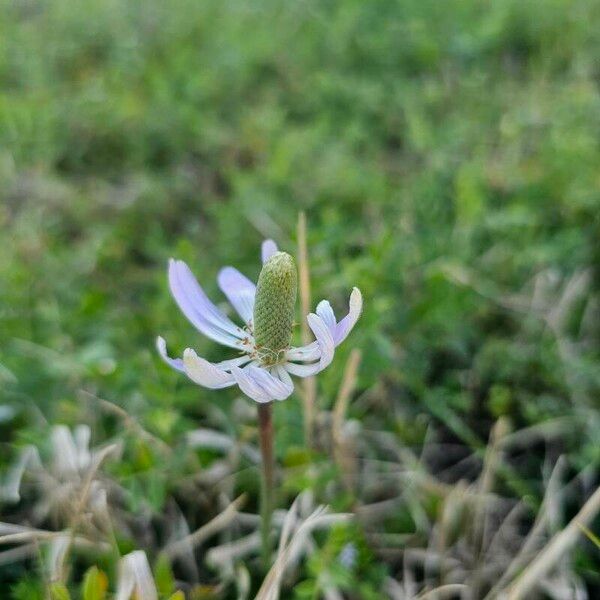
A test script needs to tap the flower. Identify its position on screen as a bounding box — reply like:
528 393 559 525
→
338 542 358 569
157 239 362 403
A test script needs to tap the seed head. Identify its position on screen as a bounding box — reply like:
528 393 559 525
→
253 252 297 364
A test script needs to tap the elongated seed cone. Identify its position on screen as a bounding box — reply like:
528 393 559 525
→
253 252 297 361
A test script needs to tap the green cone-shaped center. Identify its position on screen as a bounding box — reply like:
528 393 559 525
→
253 251 297 364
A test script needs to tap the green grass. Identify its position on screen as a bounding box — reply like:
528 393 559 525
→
1 0 600 597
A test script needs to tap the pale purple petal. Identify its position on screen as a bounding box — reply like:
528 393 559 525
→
217 266 256 325
156 336 185 373
168 259 244 349
316 300 336 332
314 288 363 347
274 364 294 390
183 348 236 389
284 361 322 377
286 341 321 362
307 313 335 370
247 366 294 401
230 365 272 403
261 239 278 264
333 287 363 345
216 355 253 369
282 314 335 378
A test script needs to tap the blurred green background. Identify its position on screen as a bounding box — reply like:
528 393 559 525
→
1 0 600 597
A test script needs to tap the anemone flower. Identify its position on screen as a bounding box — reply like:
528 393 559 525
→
157 238 362 568
156 240 362 404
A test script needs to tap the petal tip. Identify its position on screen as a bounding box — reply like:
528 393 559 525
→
261 239 278 263
350 287 363 310
182 347 196 360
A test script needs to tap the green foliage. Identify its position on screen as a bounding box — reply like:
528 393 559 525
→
1 0 600 594
49 583 71 600
11 579 45 600
154 555 176 598
81 567 108 600
294 523 386 599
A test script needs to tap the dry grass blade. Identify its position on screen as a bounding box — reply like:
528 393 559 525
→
505 485 600 600
90 393 172 455
0 530 57 545
255 502 351 600
48 533 70 581
58 442 121 581
332 348 362 493
115 550 158 600
0 525 111 556
187 428 260 463
206 531 261 570
576 522 600 548
0 544 37 565
470 418 509 595
498 418 574 450
163 494 246 558
484 456 569 599
260 493 303 600
416 584 468 599
0 446 42 503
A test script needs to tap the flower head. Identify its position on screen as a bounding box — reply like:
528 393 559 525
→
253 251 298 364
157 240 362 403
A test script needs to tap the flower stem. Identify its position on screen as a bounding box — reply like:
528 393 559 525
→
257 402 275 569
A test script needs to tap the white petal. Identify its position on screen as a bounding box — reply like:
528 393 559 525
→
307 313 335 369
156 336 185 372
230 365 272 403
116 551 158 600
168 259 244 349
316 300 336 332
51 426 79 474
286 341 321 362
183 348 236 389
247 365 294 401
334 287 363 345
261 239 278 264
274 364 294 390
284 361 322 377
216 355 252 369
217 266 256 325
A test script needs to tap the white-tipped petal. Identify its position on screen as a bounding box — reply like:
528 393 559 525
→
316 300 336 331
217 266 256 325
156 336 185 373
261 239 278 264
274 364 294 390
307 313 335 370
314 288 363 347
168 259 244 349
216 355 253 369
284 361 322 377
230 365 272 403
286 341 321 362
247 366 294 401
334 287 363 345
183 348 236 389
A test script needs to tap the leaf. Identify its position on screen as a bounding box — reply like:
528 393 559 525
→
167 592 185 600
50 583 71 600
577 522 600 549
82 566 109 600
154 554 175 596
11 579 45 600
